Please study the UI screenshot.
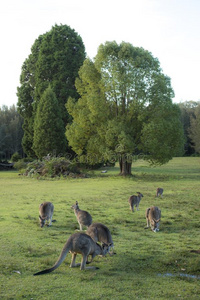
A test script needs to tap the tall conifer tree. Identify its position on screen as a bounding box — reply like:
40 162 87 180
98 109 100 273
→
33 85 67 159
17 24 85 157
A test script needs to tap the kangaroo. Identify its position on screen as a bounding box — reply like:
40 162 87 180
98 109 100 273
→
86 222 114 254
33 233 109 275
71 201 92 230
156 188 163 198
145 206 161 232
128 192 143 212
39 202 54 227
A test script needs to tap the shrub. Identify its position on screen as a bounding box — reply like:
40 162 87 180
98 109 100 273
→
23 156 81 178
11 152 21 162
13 159 27 171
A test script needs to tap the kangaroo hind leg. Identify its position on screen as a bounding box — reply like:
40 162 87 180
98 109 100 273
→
48 215 53 226
70 253 80 268
80 254 98 270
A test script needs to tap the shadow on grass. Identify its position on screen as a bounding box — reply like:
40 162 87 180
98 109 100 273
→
102 247 200 278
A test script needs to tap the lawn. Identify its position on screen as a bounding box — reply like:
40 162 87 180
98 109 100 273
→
0 157 200 299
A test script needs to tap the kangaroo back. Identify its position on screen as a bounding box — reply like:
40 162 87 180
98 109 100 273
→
150 206 161 220
86 223 113 247
71 201 92 230
128 192 143 212
39 202 54 227
156 188 163 197
145 206 161 232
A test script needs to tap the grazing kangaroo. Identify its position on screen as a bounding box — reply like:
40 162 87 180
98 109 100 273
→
71 201 92 230
128 192 143 212
86 222 114 254
145 206 161 232
33 233 109 275
39 202 54 228
156 188 163 198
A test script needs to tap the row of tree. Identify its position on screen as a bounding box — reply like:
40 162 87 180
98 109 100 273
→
178 101 200 155
1 24 199 174
0 105 23 160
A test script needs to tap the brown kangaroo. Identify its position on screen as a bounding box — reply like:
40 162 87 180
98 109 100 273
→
71 201 92 230
156 188 164 198
145 206 161 232
128 192 143 212
33 233 109 275
86 222 114 253
39 202 54 228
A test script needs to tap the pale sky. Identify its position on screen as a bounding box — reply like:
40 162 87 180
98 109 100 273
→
0 0 200 108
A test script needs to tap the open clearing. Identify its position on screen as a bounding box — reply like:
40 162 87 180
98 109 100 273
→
0 157 200 299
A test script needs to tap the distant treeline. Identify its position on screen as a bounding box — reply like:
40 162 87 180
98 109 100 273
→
178 100 200 156
0 105 24 161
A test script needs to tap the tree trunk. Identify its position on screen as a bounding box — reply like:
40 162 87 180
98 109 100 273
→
119 155 132 176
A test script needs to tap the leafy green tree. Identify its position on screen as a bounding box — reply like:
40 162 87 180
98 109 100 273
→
33 85 67 159
189 102 200 154
17 24 85 157
66 41 184 175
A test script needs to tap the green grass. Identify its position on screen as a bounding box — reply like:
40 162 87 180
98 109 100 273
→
0 157 200 299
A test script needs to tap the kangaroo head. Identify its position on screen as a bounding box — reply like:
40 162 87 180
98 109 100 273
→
101 243 110 256
150 218 160 232
137 192 143 198
39 215 46 228
71 201 79 210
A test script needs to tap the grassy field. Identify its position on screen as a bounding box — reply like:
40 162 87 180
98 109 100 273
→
0 157 200 299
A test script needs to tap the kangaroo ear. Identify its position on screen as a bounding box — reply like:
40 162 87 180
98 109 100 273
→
76 201 78 205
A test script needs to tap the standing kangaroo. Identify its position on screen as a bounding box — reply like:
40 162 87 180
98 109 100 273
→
33 233 109 275
145 206 161 232
156 188 163 198
86 222 114 254
39 202 54 228
128 192 143 212
71 201 92 230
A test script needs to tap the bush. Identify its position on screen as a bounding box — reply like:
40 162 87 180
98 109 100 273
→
13 159 27 171
23 156 82 178
11 152 21 162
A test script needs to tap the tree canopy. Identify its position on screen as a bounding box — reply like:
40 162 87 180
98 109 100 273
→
66 41 184 175
17 24 86 158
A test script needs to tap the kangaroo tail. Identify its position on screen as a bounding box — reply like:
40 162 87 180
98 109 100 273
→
33 241 71 276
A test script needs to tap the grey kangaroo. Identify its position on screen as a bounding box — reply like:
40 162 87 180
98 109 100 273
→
39 202 54 227
128 192 143 212
71 201 92 230
86 222 114 254
156 188 164 198
145 206 161 232
33 232 109 275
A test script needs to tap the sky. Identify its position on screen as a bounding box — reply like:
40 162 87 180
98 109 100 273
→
0 0 200 108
